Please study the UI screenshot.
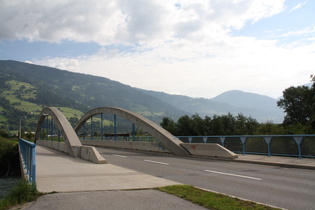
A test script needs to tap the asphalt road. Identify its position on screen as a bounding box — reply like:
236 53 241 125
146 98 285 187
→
96 147 315 210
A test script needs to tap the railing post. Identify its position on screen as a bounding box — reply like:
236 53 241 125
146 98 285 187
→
240 137 247 155
293 136 304 159
18 138 36 185
220 137 225 147
82 122 85 140
101 113 104 140
114 114 117 141
46 116 49 140
264 137 272 157
188 137 192 143
58 129 61 142
132 123 136 141
51 117 54 141
203 137 207 143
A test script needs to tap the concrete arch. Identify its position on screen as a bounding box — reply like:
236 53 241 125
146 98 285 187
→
35 107 82 158
74 107 189 156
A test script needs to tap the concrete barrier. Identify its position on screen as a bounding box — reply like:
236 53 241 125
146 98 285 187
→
81 140 170 153
36 140 106 164
81 146 107 164
181 143 238 159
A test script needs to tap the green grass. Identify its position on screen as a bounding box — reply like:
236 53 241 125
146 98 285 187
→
0 180 43 210
157 185 279 210
58 107 84 119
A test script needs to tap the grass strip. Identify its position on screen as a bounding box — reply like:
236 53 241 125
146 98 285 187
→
0 180 43 210
157 185 279 210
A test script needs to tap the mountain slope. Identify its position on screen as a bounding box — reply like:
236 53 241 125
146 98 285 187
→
0 60 186 129
0 60 285 132
141 90 284 123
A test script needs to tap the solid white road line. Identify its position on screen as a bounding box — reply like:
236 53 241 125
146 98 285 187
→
204 170 262 181
143 159 170 165
112 154 127 158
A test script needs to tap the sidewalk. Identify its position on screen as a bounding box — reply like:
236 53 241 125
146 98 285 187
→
22 146 314 209
34 146 179 193
234 154 315 170
23 146 206 210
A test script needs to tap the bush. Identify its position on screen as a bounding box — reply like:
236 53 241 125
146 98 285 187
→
0 180 42 210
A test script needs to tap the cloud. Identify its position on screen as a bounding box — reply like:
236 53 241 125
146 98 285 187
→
290 1 307 12
33 32 314 99
4 0 314 99
1 0 285 45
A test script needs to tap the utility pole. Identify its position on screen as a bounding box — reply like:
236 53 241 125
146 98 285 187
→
19 116 26 139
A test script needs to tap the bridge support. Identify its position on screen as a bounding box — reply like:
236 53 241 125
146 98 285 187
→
74 107 190 156
35 107 106 164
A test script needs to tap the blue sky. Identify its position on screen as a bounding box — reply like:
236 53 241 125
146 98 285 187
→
1 0 314 99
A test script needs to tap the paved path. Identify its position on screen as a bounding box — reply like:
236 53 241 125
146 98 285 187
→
24 146 206 210
24 145 315 210
234 153 315 170
35 146 179 192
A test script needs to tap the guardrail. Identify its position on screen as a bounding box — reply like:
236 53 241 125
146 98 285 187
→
80 136 158 142
18 138 36 183
177 135 315 158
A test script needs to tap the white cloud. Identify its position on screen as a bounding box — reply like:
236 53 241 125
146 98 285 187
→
290 1 307 12
3 0 314 99
1 0 285 45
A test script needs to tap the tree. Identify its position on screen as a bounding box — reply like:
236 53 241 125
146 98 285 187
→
160 117 177 135
277 85 313 125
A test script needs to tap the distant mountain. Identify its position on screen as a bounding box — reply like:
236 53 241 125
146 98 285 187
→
212 90 284 122
0 60 186 129
0 60 285 132
141 90 285 123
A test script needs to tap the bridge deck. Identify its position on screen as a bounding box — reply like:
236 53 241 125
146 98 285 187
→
36 145 179 193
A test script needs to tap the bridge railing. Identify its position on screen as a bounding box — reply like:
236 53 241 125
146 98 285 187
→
18 138 36 183
79 136 158 142
177 135 315 158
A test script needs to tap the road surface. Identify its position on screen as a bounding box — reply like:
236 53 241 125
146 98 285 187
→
97 147 315 210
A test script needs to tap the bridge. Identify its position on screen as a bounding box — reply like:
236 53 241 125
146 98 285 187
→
18 107 315 209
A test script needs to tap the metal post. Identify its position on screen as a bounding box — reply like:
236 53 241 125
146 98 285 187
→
132 123 136 141
220 137 225 147
58 129 60 142
240 137 247 155
31 144 36 184
203 137 207 143
264 137 272 157
293 136 304 159
51 117 54 141
90 116 93 140
46 116 49 140
101 113 104 140
188 137 192 143
83 122 85 140
114 114 117 141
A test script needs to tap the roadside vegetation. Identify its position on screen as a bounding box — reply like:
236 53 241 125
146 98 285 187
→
157 185 279 210
0 180 42 210
0 138 20 177
161 75 315 136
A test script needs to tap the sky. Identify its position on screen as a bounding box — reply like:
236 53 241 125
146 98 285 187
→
1 0 314 99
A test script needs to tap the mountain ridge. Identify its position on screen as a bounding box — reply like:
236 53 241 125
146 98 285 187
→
0 60 284 131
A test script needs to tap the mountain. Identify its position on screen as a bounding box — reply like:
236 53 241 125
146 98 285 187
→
0 60 186 129
141 90 284 123
212 90 284 122
0 60 285 132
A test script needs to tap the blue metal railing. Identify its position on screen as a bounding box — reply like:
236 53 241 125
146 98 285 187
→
79 136 158 142
78 134 315 158
177 135 315 158
18 138 36 183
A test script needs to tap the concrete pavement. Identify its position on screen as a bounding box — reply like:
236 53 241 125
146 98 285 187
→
23 145 315 209
234 153 315 170
24 146 206 210
35 146 179 192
